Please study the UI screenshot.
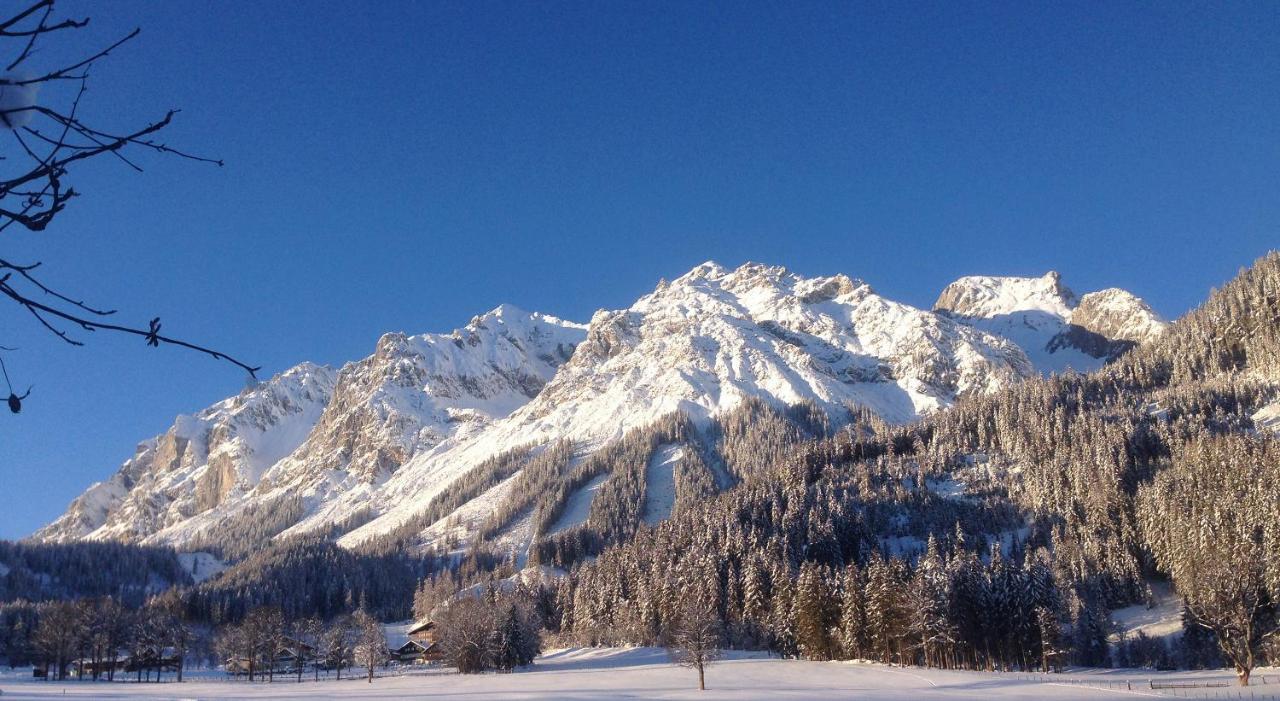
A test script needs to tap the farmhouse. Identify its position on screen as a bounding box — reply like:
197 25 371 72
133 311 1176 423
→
392 621 442 663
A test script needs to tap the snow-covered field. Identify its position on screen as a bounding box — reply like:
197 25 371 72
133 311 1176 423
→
2 648 1277 700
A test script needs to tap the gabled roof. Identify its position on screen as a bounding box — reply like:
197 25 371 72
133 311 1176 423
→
395 640 432 653
281 635 316 652
406 620 436 636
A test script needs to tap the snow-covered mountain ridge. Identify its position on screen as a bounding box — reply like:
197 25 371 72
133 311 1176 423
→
35 263 1163 553
935 271 1166 374
34 362 338 543
35 306 585 546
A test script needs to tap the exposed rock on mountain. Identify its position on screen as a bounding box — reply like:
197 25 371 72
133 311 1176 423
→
935 271 1166 374
34 362 338 543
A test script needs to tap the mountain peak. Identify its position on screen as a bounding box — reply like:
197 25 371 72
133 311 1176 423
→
935 271 1164 374
672 261 796 287
1074 288 1166 344
678 260 729 281
934 272 1078 320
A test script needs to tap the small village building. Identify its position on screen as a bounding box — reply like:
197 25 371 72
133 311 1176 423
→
223 636 320 676
392 620 442 664
406 620 439 645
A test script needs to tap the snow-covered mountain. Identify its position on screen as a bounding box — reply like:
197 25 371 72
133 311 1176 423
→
34 362 338 543
35 306 585 546
261 304 584 487
934 271 1166 374
36 262 1163 554
319 261 1035 551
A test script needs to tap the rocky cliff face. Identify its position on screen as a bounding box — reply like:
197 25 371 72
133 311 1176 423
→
34 362 338 542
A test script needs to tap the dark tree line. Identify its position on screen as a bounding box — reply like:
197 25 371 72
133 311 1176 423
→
1 595 193 681
181 538 436 625
0 540 191 606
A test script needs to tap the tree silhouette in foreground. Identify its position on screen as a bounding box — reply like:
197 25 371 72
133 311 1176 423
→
0 0 256 412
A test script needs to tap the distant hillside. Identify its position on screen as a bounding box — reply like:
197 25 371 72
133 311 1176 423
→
0 540 191 607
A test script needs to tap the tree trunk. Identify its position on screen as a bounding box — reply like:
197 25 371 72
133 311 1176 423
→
1237 665 1251 686
368 662 374 683
697 661 705 691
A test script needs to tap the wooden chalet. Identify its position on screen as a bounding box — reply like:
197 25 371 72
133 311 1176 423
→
393 620 442 664
406 620 439 645
276 636 317 669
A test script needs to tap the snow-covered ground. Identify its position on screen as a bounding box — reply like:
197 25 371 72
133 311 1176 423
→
2 647 1277 700
1109 582 1183 641
642 444 683 525
177 552 227 584
1254 399 1280 432
548 473 609 535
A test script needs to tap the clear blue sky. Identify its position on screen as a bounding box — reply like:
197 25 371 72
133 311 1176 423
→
1 1 1277 539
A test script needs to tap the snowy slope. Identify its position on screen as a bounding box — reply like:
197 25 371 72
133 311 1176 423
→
177 551 228 584
642 444 684 525
1252 399 1280 432
1108 582 1183 642
935 271 1166 374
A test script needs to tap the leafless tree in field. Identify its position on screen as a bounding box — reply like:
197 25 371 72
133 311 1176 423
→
667 598 722 691
353 610 387 683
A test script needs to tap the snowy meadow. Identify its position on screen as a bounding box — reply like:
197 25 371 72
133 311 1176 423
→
1 648 1278 701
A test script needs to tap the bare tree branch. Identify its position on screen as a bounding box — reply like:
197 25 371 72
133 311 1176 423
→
3 27 136 84
0 277 260 378
0 1 259 408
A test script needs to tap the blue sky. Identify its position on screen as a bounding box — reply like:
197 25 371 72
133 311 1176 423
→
1 1 1277 539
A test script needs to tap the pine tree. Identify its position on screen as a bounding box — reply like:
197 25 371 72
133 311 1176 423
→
491 601 536 671
837 564 867 660
793 562 837 660
909 536 955 668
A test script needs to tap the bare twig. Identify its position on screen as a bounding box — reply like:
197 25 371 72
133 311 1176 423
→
0 257 116 315
0 278 261 378
3 27 137 84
